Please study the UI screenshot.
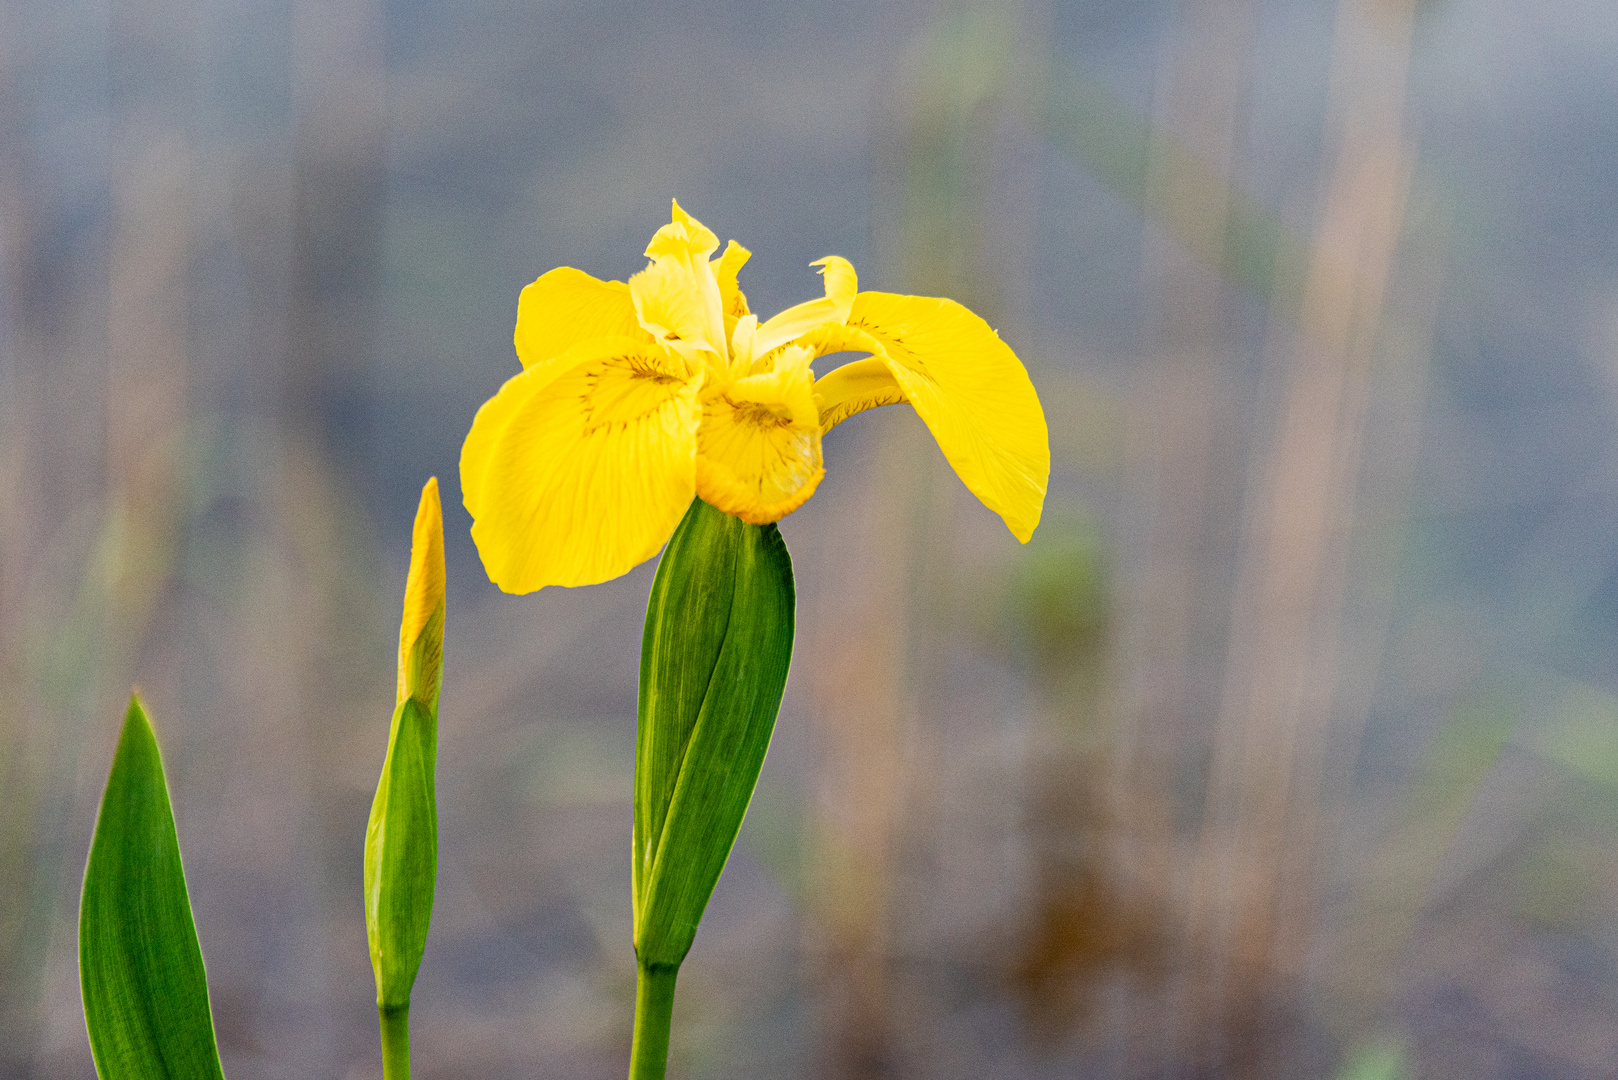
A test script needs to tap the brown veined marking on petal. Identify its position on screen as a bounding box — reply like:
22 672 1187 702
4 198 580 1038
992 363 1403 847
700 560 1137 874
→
460 336 700 592
814 356 909 433
731 398 793 431
846 316 909 353
696 393 824 524
579 352 689 432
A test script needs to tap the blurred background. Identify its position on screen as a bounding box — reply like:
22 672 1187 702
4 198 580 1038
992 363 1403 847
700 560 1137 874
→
3 0 1617 1076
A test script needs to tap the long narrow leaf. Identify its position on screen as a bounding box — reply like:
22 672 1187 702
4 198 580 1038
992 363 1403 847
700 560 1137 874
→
79 695 226 1080
633 497 795 968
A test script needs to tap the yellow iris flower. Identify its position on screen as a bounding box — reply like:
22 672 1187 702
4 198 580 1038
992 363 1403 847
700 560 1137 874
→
461 201 1050 593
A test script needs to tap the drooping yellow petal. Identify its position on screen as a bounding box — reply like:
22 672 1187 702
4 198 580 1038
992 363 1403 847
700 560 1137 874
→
695 346 824 524
397 477 446 707
845 293 1049 542
515 267 647 373
752 256 859 358
461 337 702 591
814 356 909 432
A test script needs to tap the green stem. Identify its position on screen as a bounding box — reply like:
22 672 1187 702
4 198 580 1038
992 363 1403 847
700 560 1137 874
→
380 1003 411 1080
628 963 679 1080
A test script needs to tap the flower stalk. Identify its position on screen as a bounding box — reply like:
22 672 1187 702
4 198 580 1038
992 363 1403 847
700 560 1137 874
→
628 963 679 1080
380 1004 412 1080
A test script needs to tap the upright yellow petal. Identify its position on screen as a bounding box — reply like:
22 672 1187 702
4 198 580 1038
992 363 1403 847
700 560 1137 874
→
635 200 727 363
397 478 446 707
461 337 702 591
646 198 720 262
846 293 1048 542
811 256 858 319
752 255 859 358
515 267 646 373
714 240 752 325
695 346 824 524
630 257 722 362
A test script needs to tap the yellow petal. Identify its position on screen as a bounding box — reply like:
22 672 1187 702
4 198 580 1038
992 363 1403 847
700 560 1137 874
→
515 267 646 373
634 200 728 363
695 346 825 524
629 257 722 361
812 256 858 318
814 356 908 432
397 477 446 707
646 198 720 262
730 313 760 370
461 337 702 591
714 240 752 323
846 293 1049 542
752 255 859 357
796 320 884 359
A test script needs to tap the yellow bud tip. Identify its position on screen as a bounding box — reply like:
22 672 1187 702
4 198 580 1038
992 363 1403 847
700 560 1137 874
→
397 477 446 704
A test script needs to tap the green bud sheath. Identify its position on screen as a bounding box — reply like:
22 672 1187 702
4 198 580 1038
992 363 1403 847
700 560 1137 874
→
629 498 795 1079
364 640 441 1010
365 478 445 1080
80 695 227 1080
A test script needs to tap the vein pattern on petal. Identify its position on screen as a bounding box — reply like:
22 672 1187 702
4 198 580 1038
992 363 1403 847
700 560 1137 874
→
462 337 701 591
814 356 909 432
515 267 646 373
696 347 824 524
845 293 1049 542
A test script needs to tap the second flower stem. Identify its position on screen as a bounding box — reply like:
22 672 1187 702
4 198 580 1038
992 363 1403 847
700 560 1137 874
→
628 962 679 1080
380 1003 411 1080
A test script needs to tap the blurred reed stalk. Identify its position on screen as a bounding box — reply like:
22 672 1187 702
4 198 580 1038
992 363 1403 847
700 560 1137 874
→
0 4 39 1068
805 418 920 1080
805 4 1032 1076
211 0 393 1067
1186 0 1427 1068
0 0 198 1070
1032 0 1439 1067
289 0 384 465
1110 0 1260 1068
1004 518 1172 1047
107 0 192 632
0 0 392 1069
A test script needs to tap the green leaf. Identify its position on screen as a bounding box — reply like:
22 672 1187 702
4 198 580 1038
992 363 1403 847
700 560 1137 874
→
633 498 795 968
79 695 226 1080
364 626 441 1010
